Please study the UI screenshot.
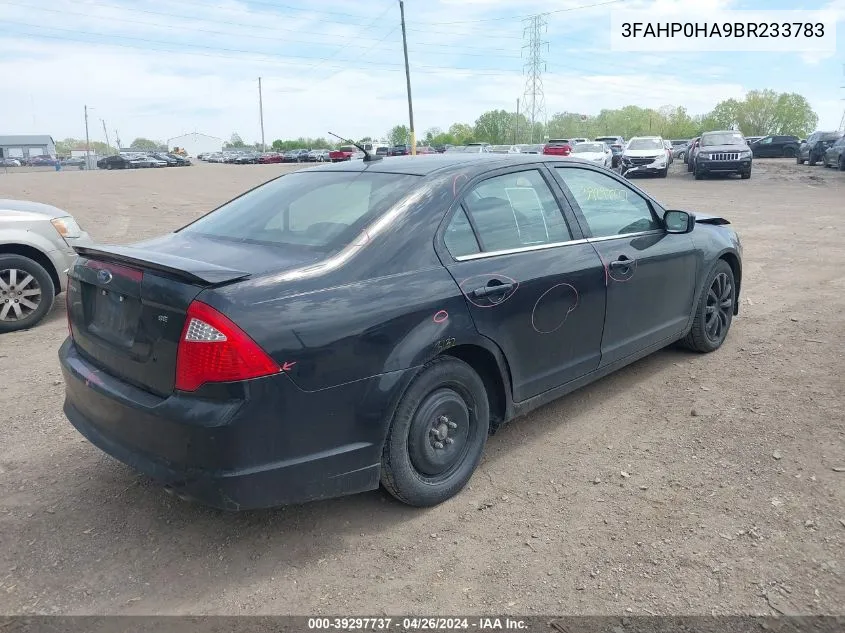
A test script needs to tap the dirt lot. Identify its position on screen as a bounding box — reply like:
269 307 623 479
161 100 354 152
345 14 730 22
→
0 159 843 616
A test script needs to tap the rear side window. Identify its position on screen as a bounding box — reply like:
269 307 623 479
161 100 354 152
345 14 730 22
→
181 171 420 251
455 170 572 254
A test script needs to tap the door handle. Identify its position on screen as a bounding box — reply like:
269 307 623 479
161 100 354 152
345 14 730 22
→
609 258 632 269
471 282 514 298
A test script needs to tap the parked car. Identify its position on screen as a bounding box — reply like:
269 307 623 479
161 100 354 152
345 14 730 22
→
822 135 845 170
570 141 613 168
2 158 22 167
306 150 331 162
376 147 390 157
97 155 133 170
61 157 86 167
620 136 669 178
152 152 180 167
516 144 544 154
744 136 763 145
416 146 437 155
749 135 800 158
797 131 844 165
329 146 358 162
594 136 625 167
686 137 701 170
542 139 572 157
489 145 521 154
390 145 411 156
28 155 59 167
1 199 91 332
670 140 691 161
59 154 742 509
234 153 260 164
258 152 282 164
131 155 167 169
693 130 752 180
570 137 589 145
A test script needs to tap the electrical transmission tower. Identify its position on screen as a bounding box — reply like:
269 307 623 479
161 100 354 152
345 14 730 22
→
521 14 548 143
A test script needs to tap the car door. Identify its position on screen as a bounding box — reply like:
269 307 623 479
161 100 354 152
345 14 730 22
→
551 165 698 366
440 166 606 402
755 136 774 157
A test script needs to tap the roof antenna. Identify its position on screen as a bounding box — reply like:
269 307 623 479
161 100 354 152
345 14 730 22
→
328 131 382 162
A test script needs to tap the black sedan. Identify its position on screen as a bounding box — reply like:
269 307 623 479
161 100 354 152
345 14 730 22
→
96 155 133 170
59 154 743 510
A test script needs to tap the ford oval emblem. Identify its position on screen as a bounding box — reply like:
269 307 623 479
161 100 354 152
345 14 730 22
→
97 269 113 284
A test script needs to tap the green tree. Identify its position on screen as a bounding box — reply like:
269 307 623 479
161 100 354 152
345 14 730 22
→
130 137 163 151
448 123 475 144
224 132 247 148
473 109 513 144
388 124 409 146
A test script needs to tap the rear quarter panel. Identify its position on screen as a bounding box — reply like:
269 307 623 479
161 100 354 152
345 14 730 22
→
200 172 484 392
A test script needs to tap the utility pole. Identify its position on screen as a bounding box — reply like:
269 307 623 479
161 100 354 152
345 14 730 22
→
838 63 845 132
399 0 416 155
84 105 91 169
258 77 266 152
521 14 548 144
101 119 111 153
515 98 520 144
114 130 121 151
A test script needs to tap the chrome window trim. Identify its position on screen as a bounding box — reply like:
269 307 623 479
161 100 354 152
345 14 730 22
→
452 229 666 261
453 238 589 261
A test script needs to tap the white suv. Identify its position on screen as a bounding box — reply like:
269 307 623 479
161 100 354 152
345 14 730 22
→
620 136 669 178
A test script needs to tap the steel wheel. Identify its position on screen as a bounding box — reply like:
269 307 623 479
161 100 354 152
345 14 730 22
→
407 388 472 479
704 272 733 343
0 268 42 322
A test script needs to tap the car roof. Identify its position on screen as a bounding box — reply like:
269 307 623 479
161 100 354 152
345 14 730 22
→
303 153 584 177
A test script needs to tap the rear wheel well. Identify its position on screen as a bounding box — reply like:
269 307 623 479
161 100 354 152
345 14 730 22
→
442 344 508 431
719 252 741 312
0 244 61 295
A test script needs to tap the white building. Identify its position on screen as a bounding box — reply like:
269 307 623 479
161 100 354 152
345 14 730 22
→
166 132 224 157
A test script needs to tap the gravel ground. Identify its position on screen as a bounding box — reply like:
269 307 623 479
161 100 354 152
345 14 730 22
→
0 159 843 616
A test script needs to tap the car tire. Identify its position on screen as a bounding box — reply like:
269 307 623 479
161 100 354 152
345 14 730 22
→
839 157 845 171
741 170 751 179
380 356 489 507
694 167 704 180
681 259 735 354
808 154 817 166
0 254 56 333
796 155 804 164
687 160 694 173
783 147 796 158
106 163 112 170
659 167 668 178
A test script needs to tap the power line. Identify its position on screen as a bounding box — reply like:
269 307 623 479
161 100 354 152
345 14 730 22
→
1 24 517 76
522 14 548 143
420 0 627 25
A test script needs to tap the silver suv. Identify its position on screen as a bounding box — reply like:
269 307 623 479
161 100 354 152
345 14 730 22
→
1 200 91 332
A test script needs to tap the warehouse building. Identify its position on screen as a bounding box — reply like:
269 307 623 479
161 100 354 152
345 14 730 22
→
0 135 57 160
166 132 223 157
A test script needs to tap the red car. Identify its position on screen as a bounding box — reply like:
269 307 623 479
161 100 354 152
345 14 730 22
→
542 139 572 157
329 146 357 162
258 152 283 164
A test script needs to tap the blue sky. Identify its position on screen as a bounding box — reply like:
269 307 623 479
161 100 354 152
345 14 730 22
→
0 0 842 144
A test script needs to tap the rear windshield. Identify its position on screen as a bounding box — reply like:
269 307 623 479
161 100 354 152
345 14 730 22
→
572 143 606 153
180 171 420 251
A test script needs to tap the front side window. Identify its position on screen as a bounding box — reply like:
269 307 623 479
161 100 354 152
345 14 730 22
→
555 167 660 238
181 171 420 251
455 170 572 253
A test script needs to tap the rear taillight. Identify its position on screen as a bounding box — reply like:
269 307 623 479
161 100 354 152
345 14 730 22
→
175 301 281 392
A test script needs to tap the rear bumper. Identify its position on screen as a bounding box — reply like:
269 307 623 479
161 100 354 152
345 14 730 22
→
59 339 408 510
697 159 751 173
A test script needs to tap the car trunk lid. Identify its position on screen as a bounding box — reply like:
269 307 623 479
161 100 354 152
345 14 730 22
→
67 236 320 396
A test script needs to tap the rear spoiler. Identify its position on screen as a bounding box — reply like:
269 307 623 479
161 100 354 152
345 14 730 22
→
73 244 250 286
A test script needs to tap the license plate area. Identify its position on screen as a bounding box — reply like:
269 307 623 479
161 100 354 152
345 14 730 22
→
84 284 142 347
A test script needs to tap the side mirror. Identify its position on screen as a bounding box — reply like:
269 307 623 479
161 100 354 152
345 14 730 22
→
664 209 695 234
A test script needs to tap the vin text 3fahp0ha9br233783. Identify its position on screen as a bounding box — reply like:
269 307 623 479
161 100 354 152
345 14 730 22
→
58 152 743 510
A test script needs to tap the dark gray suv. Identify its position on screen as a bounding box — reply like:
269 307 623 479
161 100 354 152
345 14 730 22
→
797 131 843 166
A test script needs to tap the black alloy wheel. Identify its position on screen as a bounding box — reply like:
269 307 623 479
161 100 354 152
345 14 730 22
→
681 259 735 353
